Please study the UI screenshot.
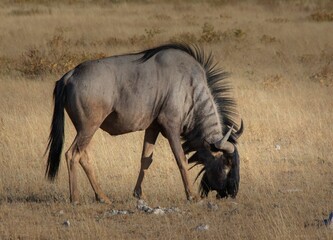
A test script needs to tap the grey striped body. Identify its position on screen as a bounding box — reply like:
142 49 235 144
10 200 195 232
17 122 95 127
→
65 49 223 147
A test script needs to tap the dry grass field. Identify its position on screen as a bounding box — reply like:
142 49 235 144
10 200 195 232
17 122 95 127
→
0 0 333 239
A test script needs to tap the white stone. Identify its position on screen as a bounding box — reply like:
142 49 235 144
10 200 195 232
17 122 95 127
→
153 208 165 215
195 224 209 231
63 220 70 227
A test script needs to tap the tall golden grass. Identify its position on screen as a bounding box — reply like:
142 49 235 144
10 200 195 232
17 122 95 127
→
0 0 332 239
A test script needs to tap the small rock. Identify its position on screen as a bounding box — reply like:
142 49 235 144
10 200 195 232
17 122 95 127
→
111 210 122 216
63 220 70 227
165 207 181 213
153 208 165 215
195 224 209 231
119 210 131 215
105 209 133 217
137 199 153 213
137 200 182 215
275 144 281 150
59 210 64 215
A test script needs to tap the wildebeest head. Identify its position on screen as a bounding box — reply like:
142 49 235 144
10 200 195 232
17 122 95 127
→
190 144 240 199
188 122 243 199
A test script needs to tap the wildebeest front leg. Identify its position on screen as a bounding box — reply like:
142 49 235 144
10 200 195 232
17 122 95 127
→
164 129 195 201
133 127 159 199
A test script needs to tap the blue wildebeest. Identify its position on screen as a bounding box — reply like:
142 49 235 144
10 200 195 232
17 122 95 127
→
45 43 243 204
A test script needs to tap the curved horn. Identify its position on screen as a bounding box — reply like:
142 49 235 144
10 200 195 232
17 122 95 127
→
214 125 235 153
234 119 244 140
217 125 233 146
220 141 235 154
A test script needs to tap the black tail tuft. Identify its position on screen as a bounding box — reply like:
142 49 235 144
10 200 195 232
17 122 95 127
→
45 79 66 180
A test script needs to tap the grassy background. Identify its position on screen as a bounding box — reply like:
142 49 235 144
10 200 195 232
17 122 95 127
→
0 0 332 239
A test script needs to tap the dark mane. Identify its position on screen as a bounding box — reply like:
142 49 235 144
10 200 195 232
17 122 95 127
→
138 43 240 146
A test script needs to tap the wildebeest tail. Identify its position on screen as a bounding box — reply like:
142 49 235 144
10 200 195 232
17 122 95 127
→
45 77 67 180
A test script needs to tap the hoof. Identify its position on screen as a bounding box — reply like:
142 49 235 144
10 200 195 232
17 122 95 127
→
187 195 198 202
133 188 142 199
71 200 80 206
98 198 112 204
70 196 80 205
95 193 112 204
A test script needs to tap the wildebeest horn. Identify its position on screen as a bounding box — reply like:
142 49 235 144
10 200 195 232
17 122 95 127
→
214 125 235 153
234 119 244 140
220 141 235 154
219 125 233 145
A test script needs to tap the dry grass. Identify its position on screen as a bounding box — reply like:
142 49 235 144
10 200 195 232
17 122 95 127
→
1 0 333 239
310 11 333 21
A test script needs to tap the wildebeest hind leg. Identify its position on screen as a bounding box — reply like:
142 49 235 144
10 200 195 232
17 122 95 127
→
66 130 110 204
65 135 81 204
80 150 111 204
133 126 159 199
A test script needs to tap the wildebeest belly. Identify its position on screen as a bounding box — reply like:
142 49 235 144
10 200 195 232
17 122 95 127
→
100 110 155 135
